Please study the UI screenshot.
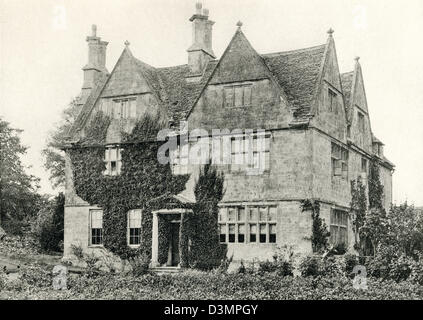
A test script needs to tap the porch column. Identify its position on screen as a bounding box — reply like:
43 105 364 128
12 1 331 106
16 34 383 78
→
151 211 159 267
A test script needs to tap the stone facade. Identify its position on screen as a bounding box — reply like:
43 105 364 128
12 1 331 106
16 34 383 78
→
63 4 394 264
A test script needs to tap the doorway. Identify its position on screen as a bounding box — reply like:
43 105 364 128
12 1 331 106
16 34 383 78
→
169 222 180 266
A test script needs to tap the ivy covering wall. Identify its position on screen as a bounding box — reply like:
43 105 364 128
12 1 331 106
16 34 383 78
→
68 112 189 259
68 112 226 269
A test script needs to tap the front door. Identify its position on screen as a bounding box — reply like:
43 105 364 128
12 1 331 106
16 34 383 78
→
170 222 180 266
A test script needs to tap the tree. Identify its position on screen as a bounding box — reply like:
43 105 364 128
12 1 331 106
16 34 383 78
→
42 98 81 189
31 193 65 252
0 117 42 227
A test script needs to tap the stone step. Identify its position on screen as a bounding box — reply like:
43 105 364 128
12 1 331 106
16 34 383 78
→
150 266 182 274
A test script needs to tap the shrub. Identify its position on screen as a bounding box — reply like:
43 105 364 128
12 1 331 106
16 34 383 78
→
332 242 347 255
320 256 343 278
388 255 414 282
344 253 358 275
215 254 233 274
258 253 294 277
20 265 52 288
2 219 27 237
237 261 246 274
0 270 6 291
83 253 101 276
70 244 84 260
410 255 423 285
258 260 278 273
128 251 150 277
299 256 321 277
276 260 294 277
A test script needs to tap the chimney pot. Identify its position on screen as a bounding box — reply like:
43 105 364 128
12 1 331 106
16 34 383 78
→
92 24 97 37
196 2 202 14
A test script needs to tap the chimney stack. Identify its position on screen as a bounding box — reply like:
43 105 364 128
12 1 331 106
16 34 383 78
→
79 25 109 106
187 2 215 79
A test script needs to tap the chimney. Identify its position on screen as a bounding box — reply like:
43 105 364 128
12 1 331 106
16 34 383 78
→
79 25 109 106
187 2 215 78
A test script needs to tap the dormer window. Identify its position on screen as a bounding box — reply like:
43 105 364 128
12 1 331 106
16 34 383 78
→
105 147 122 176
224 83 252 108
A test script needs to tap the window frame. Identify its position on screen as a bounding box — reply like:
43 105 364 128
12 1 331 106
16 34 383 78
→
170 140 189 175
331 142 348 180
330 209 348 246
127 209 142 247
112 97 137 120
328 88 337 113
230 134 271 173
358 111 365 133
223 83 253 108
89 209 104 247
219 205 277 244
104 147 123 176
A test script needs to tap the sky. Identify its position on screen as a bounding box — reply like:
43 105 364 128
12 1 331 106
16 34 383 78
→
0 0 422 205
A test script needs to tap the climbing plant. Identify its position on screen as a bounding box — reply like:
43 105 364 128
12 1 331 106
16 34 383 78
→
188 164 227 270
301 199 330 253
368 158 384 210
350 179 367 249
68 112 189 259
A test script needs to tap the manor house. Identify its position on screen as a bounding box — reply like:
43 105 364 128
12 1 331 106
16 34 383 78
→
63 3 394 266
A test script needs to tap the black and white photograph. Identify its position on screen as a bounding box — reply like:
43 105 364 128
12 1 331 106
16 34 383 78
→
1 0 423 305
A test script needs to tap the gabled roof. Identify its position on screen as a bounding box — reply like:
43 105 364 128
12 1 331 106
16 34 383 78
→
69 29 329 140
263 45 326 119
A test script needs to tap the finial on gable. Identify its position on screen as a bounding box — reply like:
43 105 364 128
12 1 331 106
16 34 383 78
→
355 56 360 62
236 21 243 29
327 28 334 36
124 40 130 47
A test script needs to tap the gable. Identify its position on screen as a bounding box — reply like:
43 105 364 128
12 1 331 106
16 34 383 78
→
310 36 348 142
351 65 368 114
321 39 342 92
209 29 271 85
101 49 152 97
347 62 373 153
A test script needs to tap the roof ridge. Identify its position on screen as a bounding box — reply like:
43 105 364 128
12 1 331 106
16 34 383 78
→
262 44 326 58
133 57 157 71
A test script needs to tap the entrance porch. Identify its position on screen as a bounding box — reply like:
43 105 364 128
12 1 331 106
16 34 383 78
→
150 208 193 268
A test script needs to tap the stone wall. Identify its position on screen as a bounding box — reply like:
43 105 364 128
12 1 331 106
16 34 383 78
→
188 79 292 131
224 200 312 262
